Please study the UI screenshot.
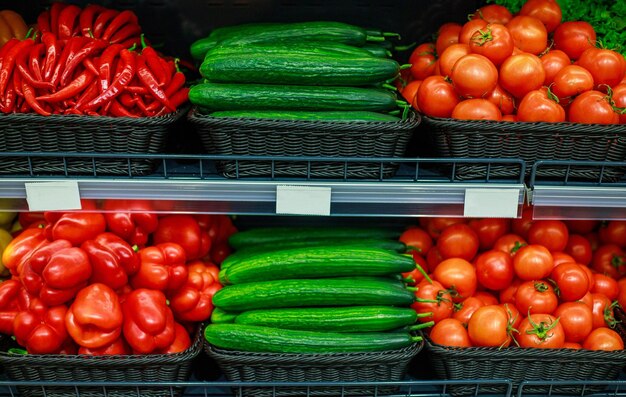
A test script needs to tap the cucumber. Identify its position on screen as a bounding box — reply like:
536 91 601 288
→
210 110 401 123
361 44 393 58
189 83 400 112
203 42 374 61
234 306 418 332
228 227 401 250
211 278 415 311
200 53 400 86
210 308 238 324
205 323 419 353
219 246 415 285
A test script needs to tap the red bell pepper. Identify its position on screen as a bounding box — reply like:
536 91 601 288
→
13 298 69 354
79 336 130 355
170 260 221 322
20 239 92 306
81 232 139 290
156 322 191 354
131 243 187 294
0 279 31 334
2 227 48 276
153 215 210 260
45 211 106 246
66 283 123 349
122 288 175 354
103 199 159 247
195 215 237 264
18 212 45 229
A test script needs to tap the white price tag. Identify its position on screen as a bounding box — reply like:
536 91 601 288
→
276 185 331 216
464 188 519 218
25 181 82 211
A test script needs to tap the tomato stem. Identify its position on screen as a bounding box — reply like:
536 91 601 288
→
525 313 560 341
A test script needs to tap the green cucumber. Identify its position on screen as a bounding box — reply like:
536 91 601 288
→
361 44 393 58
189 83 399 112
219 246 415 285
210 308 238 324
200 53 400 86
209 110 401 122
205 323 420 353
234 306 418 332
203 42 374 61
211 278 415 312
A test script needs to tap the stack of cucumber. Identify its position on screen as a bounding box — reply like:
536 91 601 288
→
188 22 409 123
204 227 430 354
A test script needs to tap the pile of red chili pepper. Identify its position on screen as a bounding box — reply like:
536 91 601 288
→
0 203 236 355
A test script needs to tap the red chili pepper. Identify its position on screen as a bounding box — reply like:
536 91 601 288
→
118 92 136 108
134 95 154 116
1 86 16 113
73 82 99 111
0 39 19 71
82 48 135 111
50 36 87 88
110 23 141 45
102 10 138 41
37 69 95 103
0 38 34 96
49 2 68 37
168 87 189 109
41 32 59 82
136 54 175 112
28 44 45 82
37 10 51 34
146 71 185 113
98 44 124 93
139 35 167 86
13 66 23 96
57 5 82 40
83 58 100 76
124 85 148 95
79 4 105 37
92 9 119 39
161 58 174 85
119 37 141 49
60 38 107 86
22 81 50 115
109 99 138 117
17 45 53 90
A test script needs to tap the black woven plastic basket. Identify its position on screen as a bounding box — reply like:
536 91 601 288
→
204 340 423 397
0 110 185 176
0 327 203 397
188 109 421 179
423 116 626 181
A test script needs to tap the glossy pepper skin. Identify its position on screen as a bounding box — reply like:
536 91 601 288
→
103 199 159 247
122 288 175 354
65 283 123 349
157 322 192 354
81 232 139 290
20 239 92 306
45 211 106 246
153 215 210 261
131 243 187 294
1 227 47 275
13 298 69 354
0 279 31 334
170 261 221 322
78 336 130 355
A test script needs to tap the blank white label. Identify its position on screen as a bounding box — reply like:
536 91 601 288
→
25 181 82 211
276 185 331 216
464 188 519 218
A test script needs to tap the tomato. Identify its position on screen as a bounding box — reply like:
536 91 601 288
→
424 217 466 240
569 90 620 124
499 278 523 304
411 279 454 324
468 305 512 347
494 234 528 257
402 253 429 285
429 318 472 347
474 290 499 306
472 4 513 25
506 16 548 55
436 23 462 58
451 54 499 98
453 296 485 327
599 221 626 247
541 50 572 86
399 227 433 256
591 293 617 329
437 223 479 262
563 342 582 349
552 65 595 100
511 207 534 239
586 232 601 252
612 84 626 124
551 263 590 302
475 250 514 291
553 21 596 60
517 313 564 349
459 19 488 45
433 258 477 301
485 84 516 115
527 220 569 252
469 23 514 66
501 302 522 329
517 87 566 123
519 0 562 33
439 43 471 78
451 99 502 121
409 42 435 64
499 53 546 98
513 244 554 280
580 291 594 308
592 244 626 279
427 246 444 272
409 50 437 81
552 252 576 267
618 278 626 309
401 80 422 108
577 48 626 90
581 266 596 292
554 302 593 343
501 114 517 122
583 327 625 351
515 280 558 315
565 220 600 235
415 75 461 118
563 235 593 266
591 274 619 300
469 218 511 251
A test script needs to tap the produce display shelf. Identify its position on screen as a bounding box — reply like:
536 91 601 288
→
516 380 626 397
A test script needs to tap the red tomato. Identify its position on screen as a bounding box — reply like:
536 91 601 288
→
586 232 601 252
592 274 619 300
517 87 566 123
469 218 511 251
599 221 626 247
415 75 461 118
494 234 528 256
612 84 626 124
580 291 594 308
515 280 558 315
563 342 582 349
409 49 437 81
565 220 600 235
439 43 471 78
401 80 422 108
519 0 562 33
429 318 472 347
618 278 626 309
581 266 596 291
527 220 569 252
402 253 429 285
485 84 516 115
551 263 590 302
592 244 626 279
451 54 499 98
583 328 625 351
453 296 485 327
553 21 596 60
554 302 593 343
437 223 480 261
459 19 488 45
513 244 554 280
399 227 433 256
506 16 548 55
433 258 477 301
591 293 617 329
511 207 534 239
412 279 454 324
499 53 546 98
564 234 593 265
517 314 565 348
472 4 513 25
501 114 517 122
468 305 512 347
552 252 576 267
552 65 595 100
577 48 626 90
501 302 522 329
409 42 435 64
425 217 466 240
436 23 462 57
499 278 523 304
451 99 502 121
541 50 572 86
427 246 444 272
475 250 515 291
474 290 500 306
469 23 514 66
